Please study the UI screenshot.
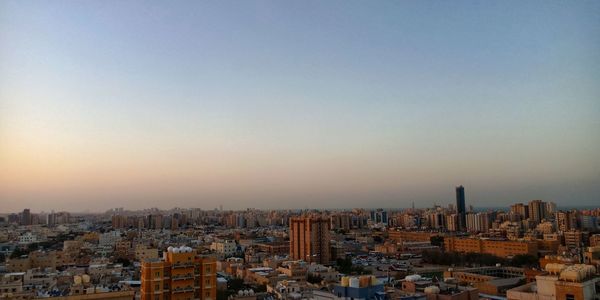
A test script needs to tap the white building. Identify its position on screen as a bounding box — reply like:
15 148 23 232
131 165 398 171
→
19 232 40 244
99 231 121 247
210 239 237 259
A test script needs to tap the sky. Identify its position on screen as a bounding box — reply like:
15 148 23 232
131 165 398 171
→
1 1 599 213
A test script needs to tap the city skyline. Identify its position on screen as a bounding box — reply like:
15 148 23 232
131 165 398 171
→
1 1 599 212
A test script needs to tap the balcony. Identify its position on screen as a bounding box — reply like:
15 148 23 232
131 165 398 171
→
172 274 194 281
172 286 194 293
172 262 195 268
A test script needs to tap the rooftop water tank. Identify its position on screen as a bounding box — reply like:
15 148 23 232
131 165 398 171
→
359 276 370 287
405 275 421 282
545 263 566 274
424 286 440 294
349 277 360 288
341 277 349 287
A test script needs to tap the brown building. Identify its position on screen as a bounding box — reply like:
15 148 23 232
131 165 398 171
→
289 216 331 264
444 266 525 296
537 239 560 255
510 203 529 220
42 290 135 300
255 242 289 256
388 231 438 243
528 200 547 224
140 246 216 300
563 230 585 249
444 237 537 257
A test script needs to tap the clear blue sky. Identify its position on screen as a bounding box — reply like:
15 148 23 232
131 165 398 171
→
1 1 599 212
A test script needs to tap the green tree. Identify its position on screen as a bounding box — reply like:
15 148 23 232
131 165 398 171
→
510 254 538 268
430 236 445 247
115 257 132 267
307 274 323 284
227 278 244 291
10 248 29 259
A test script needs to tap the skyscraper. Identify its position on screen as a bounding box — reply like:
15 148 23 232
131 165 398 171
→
455 185 466 230
289 215 331 264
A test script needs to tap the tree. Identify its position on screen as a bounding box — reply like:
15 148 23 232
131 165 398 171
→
422 250 507 267
10 248 29 259
510 254 538 268
430 236 445 247
253 284 267 293
336 257 353 274
227 278 244 291
115 257 131 267
307 274 323 284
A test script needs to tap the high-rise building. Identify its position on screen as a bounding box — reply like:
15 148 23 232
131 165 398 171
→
528 200 547 223
446 214 459 232
20 209 32 226
545 201 557 219
111 215 128 229
370 209 388 225
510 203 529 220
427 212 446 229
140 246 216 300
466 212 490 233
289 215 331 264
456 185 466 230
556 211 578 233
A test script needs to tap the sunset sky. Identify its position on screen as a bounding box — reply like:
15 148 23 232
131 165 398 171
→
1 1 599 212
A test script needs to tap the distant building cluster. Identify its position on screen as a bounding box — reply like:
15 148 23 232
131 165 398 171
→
1 186 600 300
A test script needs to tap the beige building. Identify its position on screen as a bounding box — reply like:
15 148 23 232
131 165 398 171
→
135 245 158 262
507 264 599 300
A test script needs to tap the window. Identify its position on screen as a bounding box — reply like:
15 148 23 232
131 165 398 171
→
155 284 160 290
566 294 575 300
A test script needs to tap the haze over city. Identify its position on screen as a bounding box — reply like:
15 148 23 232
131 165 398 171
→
1 1 599 212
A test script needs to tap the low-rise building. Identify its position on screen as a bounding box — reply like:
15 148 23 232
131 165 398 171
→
507 263 599 300
444 237 538 257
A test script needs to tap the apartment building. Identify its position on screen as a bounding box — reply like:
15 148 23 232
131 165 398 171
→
140 246 216 300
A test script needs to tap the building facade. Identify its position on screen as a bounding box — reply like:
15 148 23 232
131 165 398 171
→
289 216 331 264
456 186 466 230
445 237 538 257
141 246 216 300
